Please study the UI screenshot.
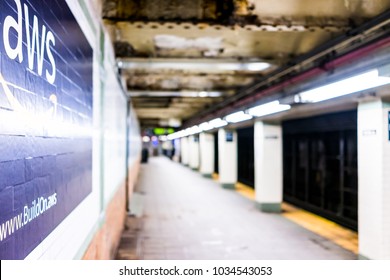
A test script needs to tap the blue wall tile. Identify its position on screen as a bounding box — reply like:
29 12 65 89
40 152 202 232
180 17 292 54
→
0 0 93 259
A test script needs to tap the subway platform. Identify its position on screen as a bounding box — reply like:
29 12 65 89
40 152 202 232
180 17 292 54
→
116 157 356 260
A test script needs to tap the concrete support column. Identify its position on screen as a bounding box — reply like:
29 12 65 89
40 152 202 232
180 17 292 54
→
254 121 283 213
172 138 181 162
218 128 237 189
358 98 390 259
189 134 200 170
199 132 214 177
181 137 189 166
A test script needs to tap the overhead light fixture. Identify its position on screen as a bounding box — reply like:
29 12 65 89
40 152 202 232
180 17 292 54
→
209 118 228 128
167 130 184 140
225 111 253 123
213 62 271 72
168 118 182 127
199 122 213 131
189 125 202 135
179 130 186 138
128 90 225 98
247 100 291 117
198 91 208 97
197 91 225 97
295 69 390 103
184 128 192 137
117 58 272 73
245 62 272 72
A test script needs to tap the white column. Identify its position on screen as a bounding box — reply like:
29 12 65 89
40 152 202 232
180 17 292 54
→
218 128 237 189
172 138 181 162
358 98 390 259
199 132 214 177
181 137 189 166
254 121 283 212
189 134 200 170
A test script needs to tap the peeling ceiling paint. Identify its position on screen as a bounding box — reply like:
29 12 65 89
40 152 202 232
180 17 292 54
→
154 35 223 56
102 0 390 128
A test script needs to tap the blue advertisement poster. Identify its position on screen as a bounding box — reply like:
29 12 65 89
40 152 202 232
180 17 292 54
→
0 0 93 259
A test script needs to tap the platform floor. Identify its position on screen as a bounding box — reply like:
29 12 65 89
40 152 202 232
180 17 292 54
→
117 157 356 260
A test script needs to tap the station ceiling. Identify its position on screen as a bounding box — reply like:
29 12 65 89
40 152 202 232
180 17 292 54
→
102 0 390 128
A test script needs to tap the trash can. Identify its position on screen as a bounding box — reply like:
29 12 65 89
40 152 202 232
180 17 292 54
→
141 148 149 163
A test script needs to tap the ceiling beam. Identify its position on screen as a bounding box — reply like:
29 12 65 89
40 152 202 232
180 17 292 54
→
127 90 232 98
104 19 351 32
183 8 390 127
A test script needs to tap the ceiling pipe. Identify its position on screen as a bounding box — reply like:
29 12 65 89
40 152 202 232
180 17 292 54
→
183 9 390 127
185 35 390 128
236 36 390 108
231 36 390 109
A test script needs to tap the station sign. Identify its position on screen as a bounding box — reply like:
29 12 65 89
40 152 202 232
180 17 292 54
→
0 0 93 259
153 128 175 135
225 131 234 142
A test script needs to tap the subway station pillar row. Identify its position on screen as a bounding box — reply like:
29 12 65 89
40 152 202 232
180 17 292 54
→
199 133 215 177
181 137 189 166
218 128 237 189
254 121 283 213
358 98 390 260
189 135 200 170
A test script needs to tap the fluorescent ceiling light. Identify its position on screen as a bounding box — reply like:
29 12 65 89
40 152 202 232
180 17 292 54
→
213 62 271 72
199 122 213 131
167 130 185 140
295 69 390 103
189 125 202 135
184 128 192 137
225 111 253 123
178 130 185 138
128 90 225 98
209 118 228 128
117 58 272 73
245 62 272 71
247 100 291 117
198 91 208 97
